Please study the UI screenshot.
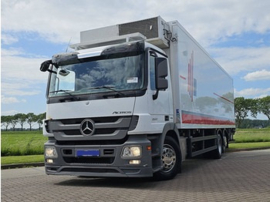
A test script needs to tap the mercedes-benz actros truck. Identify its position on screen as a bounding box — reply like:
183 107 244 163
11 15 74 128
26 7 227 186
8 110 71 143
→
40 16 235 180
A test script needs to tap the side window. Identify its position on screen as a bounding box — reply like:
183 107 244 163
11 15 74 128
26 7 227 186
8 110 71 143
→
150 55 156 90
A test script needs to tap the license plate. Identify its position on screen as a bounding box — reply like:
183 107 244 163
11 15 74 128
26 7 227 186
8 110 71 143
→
76 149 100 157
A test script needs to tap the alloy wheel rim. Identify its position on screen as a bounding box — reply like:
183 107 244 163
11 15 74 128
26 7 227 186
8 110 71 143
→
162 144 176 172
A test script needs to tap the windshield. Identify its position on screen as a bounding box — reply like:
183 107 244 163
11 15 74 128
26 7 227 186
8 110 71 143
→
48 53 144 97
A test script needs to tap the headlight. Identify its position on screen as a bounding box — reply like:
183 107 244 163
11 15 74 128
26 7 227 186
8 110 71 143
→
122 146 141 158
45 146 58 158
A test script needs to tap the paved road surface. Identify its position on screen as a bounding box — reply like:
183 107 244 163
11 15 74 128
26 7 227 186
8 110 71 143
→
2 149 270 202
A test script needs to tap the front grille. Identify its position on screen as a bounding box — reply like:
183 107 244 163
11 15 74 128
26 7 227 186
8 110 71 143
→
61 168 119 173
63 157 115 164
61 116 119 124
47 116 138 141
63 128 117 135
56 137 128 146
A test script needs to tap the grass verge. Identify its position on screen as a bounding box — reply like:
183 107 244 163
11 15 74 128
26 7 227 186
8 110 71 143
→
1 131 47 156
1 155 44 165
234 128 270 143
228 142 270 151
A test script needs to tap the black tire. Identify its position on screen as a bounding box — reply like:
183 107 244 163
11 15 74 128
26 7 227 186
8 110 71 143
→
225 134 229 149
212 134 222 159
222 135 226 153
223 134 229 150
153 136 181 180
226 137 229 149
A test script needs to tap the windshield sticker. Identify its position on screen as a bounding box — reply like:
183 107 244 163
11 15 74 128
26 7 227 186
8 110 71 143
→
127 77 138 83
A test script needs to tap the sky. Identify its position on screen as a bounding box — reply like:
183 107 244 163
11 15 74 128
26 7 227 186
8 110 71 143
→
1 0 270 119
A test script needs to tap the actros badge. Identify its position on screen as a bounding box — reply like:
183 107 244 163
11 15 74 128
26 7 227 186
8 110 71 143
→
80 119 95 136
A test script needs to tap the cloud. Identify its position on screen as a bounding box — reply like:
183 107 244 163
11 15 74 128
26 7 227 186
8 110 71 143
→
1 49 47 99
2 0 270 46
209 47 270 75
1 80 42 102
1 95 21 104
1 34 18 45
243 69 270 81
2 87 40 96
235 88 270 98
1 110 19 116
1 48 24 56
1 49 48 82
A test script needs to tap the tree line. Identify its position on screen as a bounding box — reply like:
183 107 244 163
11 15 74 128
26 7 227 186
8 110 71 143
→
235 96 270 128
1 113 46 131
238 119 270 129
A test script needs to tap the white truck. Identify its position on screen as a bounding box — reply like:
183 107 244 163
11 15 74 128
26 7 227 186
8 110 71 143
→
40 16 235 180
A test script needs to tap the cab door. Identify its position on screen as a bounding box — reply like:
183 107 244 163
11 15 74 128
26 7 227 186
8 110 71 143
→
147 50 172 124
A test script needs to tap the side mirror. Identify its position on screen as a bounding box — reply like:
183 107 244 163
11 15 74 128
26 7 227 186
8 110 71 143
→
155 57 168 90
153 57 168 100
40 60 52 72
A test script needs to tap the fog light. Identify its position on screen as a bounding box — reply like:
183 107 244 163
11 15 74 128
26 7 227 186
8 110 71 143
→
129 160 141 165
47 159 54 163
122 146 141 158
45 146 58 158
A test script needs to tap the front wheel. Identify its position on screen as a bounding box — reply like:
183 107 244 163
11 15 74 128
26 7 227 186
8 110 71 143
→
154 136 181 180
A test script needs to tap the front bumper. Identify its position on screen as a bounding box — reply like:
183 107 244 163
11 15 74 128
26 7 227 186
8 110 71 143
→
44 135 153 178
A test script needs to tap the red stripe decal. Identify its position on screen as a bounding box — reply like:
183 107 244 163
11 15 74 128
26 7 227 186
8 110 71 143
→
182 112 235 125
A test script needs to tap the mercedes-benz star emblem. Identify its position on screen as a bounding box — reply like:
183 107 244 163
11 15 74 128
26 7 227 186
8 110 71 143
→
80 119 95 136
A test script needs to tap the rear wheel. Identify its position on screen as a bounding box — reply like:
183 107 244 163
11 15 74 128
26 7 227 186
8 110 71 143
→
222 134 228 152
212 134 222 159
225 133 230 149
154 136 181 180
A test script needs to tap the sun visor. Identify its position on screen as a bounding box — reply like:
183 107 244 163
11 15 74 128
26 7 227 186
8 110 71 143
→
101 41 144 56
52 41 145 64
77 46 106 59
77 41 145 59
52 52 79 66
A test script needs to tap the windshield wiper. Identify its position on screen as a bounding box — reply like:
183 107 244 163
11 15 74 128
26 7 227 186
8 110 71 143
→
50 90 80 101
98 85 125 96
80 85 125 96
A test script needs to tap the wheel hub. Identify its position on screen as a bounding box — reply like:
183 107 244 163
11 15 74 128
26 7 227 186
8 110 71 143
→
162 144 176 172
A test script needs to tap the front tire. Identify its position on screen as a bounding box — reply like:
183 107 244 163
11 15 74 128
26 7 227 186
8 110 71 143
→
154 136 181 180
